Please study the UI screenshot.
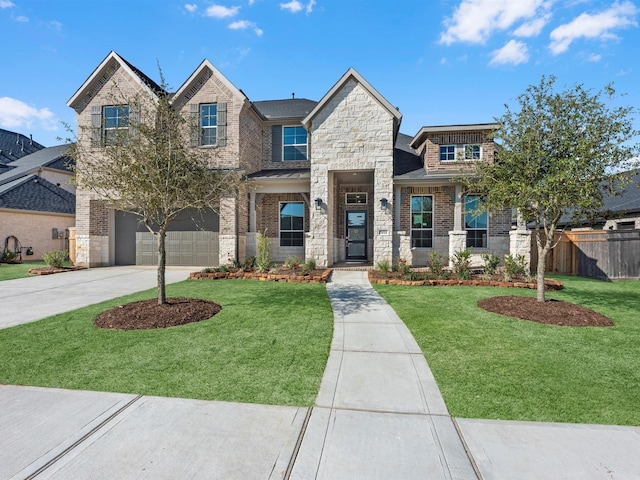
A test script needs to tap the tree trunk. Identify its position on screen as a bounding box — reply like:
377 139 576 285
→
157 228 167 305
536 241 551 302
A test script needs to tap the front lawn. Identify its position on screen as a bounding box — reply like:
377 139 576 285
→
0 261 50 281
373 276 640 426
0 280 333 406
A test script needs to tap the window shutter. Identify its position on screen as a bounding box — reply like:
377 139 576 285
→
189 104 199 147
129 105 140 141
217 102 227 147
91 106 102 147
271 125 282 162
306 128 311 161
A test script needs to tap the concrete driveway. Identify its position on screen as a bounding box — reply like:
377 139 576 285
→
0 266 192 329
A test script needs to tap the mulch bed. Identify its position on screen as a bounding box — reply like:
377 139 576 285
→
478 296 614 327
94 297 221 330
189 268 332 283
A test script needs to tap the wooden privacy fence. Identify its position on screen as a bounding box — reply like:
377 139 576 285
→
531 229 640 280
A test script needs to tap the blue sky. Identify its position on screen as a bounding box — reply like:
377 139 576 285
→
1 0 639 147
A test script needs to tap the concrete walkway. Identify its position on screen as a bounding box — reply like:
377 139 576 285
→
1 268 640 479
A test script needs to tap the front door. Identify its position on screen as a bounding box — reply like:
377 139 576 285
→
346 210 367 261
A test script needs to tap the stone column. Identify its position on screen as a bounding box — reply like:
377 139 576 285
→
307 164 329 267
509 229 532 271
448 230 467 264
218 195 237 266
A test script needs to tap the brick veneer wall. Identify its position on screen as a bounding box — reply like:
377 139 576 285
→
415 131 495 173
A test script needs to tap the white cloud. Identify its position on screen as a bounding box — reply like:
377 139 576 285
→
549 1 638 54
15 15 28 22
0 0 14 8
185 3 197 13
280 0 302 13
489 39 529 65
440 0 553 45
306 0 315 14
513 13 551 37
0 97 56 131
586 53 602 62
205 4 240 18
229 19 263 35
48 20 63 31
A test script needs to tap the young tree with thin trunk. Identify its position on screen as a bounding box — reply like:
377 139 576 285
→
466 75 639 301
71 75 243 305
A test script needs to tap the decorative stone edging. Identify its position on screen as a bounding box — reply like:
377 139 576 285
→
368 271 563 290
28 266 87 275
189 269 333 284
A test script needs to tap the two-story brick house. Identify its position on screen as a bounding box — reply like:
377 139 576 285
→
68 51 528 268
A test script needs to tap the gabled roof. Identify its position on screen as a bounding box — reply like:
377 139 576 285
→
252 99 318 121
67 51 167 112
171 59 248 109
302 68 402 131
0 128 45 165
0 144 74 188
410 123 499 149
0 175 75 214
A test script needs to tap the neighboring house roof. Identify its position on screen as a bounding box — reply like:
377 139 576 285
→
303 68 402 135
0 128 45 166
253 99 318 120
0 175 75 214
0 144 74 188
560 169 640 226
68 51 167 112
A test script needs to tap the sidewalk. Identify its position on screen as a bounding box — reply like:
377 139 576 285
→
1 269 640 479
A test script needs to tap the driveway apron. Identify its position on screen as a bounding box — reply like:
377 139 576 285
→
290 270 478 480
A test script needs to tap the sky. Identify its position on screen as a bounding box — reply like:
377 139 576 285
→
0 0 639 148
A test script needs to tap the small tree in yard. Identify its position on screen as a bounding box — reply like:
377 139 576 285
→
466 75 639 301
71 74 243 305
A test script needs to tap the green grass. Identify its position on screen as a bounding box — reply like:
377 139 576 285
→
0 280 333 406
373 276 640 426
0 261 51 281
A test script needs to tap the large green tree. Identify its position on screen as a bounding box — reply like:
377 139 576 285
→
466 75 639 301
72 77 243 304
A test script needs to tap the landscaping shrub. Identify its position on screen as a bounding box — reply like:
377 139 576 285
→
504 253 527 281
284 256 300 270
306 257 317 270
396 258 411 276
256 231 271 273
43 250 68 268
1 249 17 263
481 251 501 275
428 251 446 278
452 248 473 280
376 259 391 273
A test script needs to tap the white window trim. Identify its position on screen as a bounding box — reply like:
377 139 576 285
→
345 192 368 205
282 125 308 162
439 144 482 162
279 201 305 247
200 103 218 147
410 194 434 249
103 105 129 143
464 194 489 249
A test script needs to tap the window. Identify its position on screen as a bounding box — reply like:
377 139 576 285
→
411 195 433 248
103 105 129 145
439 145 455 161
439 144 482 162
346 193 367 204
283 126 308 161
280 202 304 247
465 194 488 248
465 144 481 160
200 104 217 146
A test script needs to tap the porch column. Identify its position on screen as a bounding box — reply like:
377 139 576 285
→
510 208 531 272
394 186 402 231
448 185 466 262
246 191 257 258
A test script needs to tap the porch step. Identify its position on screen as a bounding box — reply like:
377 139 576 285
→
331 262 373 271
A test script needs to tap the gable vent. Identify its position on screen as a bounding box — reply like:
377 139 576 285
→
182 69 213 103
76 61 120 112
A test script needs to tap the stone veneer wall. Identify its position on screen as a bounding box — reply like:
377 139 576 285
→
306 79 395 267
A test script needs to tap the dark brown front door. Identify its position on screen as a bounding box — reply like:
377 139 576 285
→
346 210 367 260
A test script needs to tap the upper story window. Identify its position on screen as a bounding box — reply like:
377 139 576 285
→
465 194 488 248
283 126 308 161
102 105 129 146
200 104 217 145
189 102 227 147
439 144 482 162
